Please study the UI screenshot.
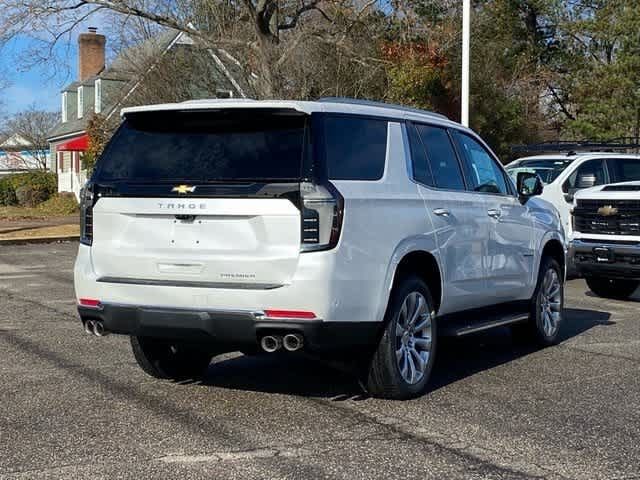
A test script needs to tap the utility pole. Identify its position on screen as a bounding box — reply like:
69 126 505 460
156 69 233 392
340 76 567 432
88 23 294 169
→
461 0 471 127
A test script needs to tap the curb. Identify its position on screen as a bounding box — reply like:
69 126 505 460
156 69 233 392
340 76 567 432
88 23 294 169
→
0 235 80 246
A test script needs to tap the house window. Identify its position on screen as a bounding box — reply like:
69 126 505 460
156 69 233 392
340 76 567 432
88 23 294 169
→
61 152 72 173
77 86 84 119
94 79 102 114
62 92 68 123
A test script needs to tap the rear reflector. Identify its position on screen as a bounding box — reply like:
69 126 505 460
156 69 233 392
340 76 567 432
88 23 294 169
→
264 309 316 319
79 298 101 308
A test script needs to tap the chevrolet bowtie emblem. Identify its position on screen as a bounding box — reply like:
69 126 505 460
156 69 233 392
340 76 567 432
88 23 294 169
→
172 185 196 194
597 205 618 217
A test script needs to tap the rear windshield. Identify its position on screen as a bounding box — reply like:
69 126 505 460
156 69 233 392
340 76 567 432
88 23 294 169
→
95 110 307 182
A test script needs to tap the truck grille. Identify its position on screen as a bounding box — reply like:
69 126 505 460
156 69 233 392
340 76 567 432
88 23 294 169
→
573 199 640 236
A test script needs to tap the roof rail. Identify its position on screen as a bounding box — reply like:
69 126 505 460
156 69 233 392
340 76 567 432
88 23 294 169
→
318 97 449 120
180 98 256 104
512 138 640 155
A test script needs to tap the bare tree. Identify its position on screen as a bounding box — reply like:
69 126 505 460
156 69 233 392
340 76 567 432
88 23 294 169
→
0 0 389 99
2 107 57 170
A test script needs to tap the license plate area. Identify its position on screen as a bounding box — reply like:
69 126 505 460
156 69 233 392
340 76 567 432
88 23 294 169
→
593 246 614 263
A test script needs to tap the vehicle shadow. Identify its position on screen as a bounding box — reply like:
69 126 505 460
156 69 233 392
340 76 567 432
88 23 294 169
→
584 290 640 302
198 307 613 399
429 307 613 392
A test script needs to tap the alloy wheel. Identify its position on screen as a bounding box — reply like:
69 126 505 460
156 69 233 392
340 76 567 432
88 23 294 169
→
539 268 562 337
395 292 432 385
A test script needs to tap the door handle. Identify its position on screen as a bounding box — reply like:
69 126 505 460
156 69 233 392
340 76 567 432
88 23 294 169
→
433 208 451 217
487 209 502 219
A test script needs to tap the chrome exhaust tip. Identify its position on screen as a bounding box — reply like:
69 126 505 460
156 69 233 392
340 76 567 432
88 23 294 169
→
93 321 109 337
260 335 282 353
84 320 96 335
283 333 304 352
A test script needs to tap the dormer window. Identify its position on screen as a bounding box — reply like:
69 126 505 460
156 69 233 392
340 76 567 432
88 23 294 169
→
62 92 68 123
94 79 102 114
77 86 84 119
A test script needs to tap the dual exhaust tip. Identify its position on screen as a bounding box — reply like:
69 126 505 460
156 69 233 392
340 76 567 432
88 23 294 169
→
260 333 303 353
83 319 108 337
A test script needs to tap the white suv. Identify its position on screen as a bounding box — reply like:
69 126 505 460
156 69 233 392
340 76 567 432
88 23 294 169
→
75 98 566 399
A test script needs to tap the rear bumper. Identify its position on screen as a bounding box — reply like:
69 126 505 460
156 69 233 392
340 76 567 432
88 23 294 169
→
78 303 380 352
571 239 640 279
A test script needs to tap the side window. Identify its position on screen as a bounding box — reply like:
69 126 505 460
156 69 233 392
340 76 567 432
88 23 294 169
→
323 116 387 180
563 159 606 193
407 123 434 186
415 124 465 190
607 158 640 183
452 131 508 195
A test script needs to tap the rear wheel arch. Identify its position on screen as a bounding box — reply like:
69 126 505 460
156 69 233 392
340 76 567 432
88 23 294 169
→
390 250 442 315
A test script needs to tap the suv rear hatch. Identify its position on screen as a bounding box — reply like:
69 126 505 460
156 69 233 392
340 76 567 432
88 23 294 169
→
82 108 339 289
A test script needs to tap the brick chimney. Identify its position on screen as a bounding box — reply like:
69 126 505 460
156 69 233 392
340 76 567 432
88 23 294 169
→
78 27 106 82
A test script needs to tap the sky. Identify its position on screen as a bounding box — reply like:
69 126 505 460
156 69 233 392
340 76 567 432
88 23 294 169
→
1 36 76 115
0 12 114 117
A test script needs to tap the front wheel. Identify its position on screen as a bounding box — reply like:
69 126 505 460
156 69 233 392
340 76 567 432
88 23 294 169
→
366 276 437 400
513 256 564 346
130 336 212 380
585 276 639 300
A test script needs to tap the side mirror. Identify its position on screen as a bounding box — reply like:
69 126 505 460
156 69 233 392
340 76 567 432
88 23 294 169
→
517 171 543 201
577 173 596 189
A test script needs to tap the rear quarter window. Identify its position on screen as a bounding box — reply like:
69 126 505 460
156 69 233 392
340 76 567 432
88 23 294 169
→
322 116 388 180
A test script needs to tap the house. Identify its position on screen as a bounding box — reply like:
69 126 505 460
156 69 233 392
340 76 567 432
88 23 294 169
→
48 27 247 199
0 134 51 176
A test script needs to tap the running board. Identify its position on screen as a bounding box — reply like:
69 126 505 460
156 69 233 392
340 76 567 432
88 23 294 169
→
440 312 529 337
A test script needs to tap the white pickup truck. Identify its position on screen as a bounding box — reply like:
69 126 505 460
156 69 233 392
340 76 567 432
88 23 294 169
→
571 182 640 299
506 152 640 276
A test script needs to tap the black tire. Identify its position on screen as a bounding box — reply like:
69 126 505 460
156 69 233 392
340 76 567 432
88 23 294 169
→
366 275 437 400
512 256 564 346
585 276 639 300
130 336 212 380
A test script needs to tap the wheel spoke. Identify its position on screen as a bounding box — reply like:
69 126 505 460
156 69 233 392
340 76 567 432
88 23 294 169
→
544 312 554 335
414 337 431 350
395 323 405 337
409 296 424 325
407 352 417 383
414 315 430 332
549 301 561 311
400 352 408 379
410 348 426 372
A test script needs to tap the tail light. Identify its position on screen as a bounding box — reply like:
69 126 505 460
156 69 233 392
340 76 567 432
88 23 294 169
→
79 298 102 308
264 309 317 319
299 181 344 252
80 184 96 246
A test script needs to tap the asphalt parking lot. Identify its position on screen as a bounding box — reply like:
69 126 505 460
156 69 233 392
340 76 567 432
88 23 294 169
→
1 242 639 479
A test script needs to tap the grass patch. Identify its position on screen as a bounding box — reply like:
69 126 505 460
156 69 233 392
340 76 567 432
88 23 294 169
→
0 194 79 220
0 224 79 240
